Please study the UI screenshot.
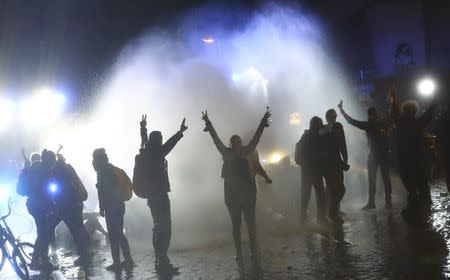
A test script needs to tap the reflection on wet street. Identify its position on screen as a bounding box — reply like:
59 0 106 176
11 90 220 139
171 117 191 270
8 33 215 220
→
3 186 450 280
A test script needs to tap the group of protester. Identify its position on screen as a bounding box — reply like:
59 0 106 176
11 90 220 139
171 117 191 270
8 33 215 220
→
15 89 449 279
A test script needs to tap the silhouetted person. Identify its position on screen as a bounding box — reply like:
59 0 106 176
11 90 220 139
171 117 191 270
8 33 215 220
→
321 108 348 225
49 153 91 266
20 148 40 169
93 148 134 272
202 109 271 279
389 91 437 203
435 107 449 192
338 100 393 210
18 149 59 271
295 116 327 224
136 114 187 275
83 211 108 243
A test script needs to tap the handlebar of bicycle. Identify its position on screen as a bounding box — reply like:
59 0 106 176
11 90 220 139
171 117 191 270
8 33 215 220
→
0 198 12 221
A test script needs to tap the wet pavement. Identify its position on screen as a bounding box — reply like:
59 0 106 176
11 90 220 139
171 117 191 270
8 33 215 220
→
3 185 450 280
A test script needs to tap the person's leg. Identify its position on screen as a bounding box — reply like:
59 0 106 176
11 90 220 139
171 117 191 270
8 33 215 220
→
399 159 417 198
47 213 62 256
243 196 262 278
62 205 90 263
300 169 313 223
364 153 378 210
148 194 172 269
336 170 346 208
324 169 343 225
446 164 450 194
324 170 335 219
226 200 245 277
116 203 132 265
379 157 392 207
29 210 46 266
312 175 326 222
104 208 121 268
226 202 243 258
243 197 257 257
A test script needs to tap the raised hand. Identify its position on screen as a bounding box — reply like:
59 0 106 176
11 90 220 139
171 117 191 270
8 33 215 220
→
261 108 272 127
201 110 209 122
338 99 344 111
180 118 188 133
201 110 211 132
57 144 64 155
387 89 396 105
140 114 147 127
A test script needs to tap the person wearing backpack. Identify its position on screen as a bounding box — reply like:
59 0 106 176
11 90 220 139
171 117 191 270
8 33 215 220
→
201 109 271 279
49 152 91 266
93 148 134 272
133 115 187 275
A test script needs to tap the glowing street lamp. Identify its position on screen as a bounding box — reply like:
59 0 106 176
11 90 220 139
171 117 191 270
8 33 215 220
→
289 112 302 125
0 185 11 202
417 78 436 97
268 151 285 164
201 36 215 44
0 98 14 132
19 87 66 125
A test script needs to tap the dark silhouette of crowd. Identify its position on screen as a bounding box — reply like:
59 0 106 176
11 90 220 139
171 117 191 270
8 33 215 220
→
14 89 447 279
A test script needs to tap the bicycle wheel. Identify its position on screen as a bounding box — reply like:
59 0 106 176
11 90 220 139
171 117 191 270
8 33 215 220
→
12 246 30 280
16 242 34 266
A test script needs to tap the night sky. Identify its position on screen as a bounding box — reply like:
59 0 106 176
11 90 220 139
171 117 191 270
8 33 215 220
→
0 0 262 99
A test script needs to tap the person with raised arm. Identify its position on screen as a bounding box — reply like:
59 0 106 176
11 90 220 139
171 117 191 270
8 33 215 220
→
321 108 348 225
388 90 437 206
201 108 271 279
134 114 187 276
338 100 393 210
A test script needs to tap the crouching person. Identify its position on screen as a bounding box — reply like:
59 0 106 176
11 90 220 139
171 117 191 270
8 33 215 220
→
92 148 134 272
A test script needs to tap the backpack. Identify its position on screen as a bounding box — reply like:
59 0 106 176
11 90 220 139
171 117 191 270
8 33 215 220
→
132 154 151 198
113 166 133 201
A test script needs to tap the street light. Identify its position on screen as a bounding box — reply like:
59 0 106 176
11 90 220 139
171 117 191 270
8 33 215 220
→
201 36 215 44
289 112 301 125
19 87 66 125
0 185 11 202
0 98 14 132
417 78 436 97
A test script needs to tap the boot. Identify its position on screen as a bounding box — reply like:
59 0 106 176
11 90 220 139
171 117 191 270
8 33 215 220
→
106 262 121 273
385 196 392 209
122 257 135 269
235 254 246 279
361 201 376 211
250 253 263 280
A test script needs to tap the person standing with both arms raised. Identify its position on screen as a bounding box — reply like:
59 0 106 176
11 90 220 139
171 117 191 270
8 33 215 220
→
202 108 271 279
93 148 134 272
338 100 393 210
133 115 187 275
